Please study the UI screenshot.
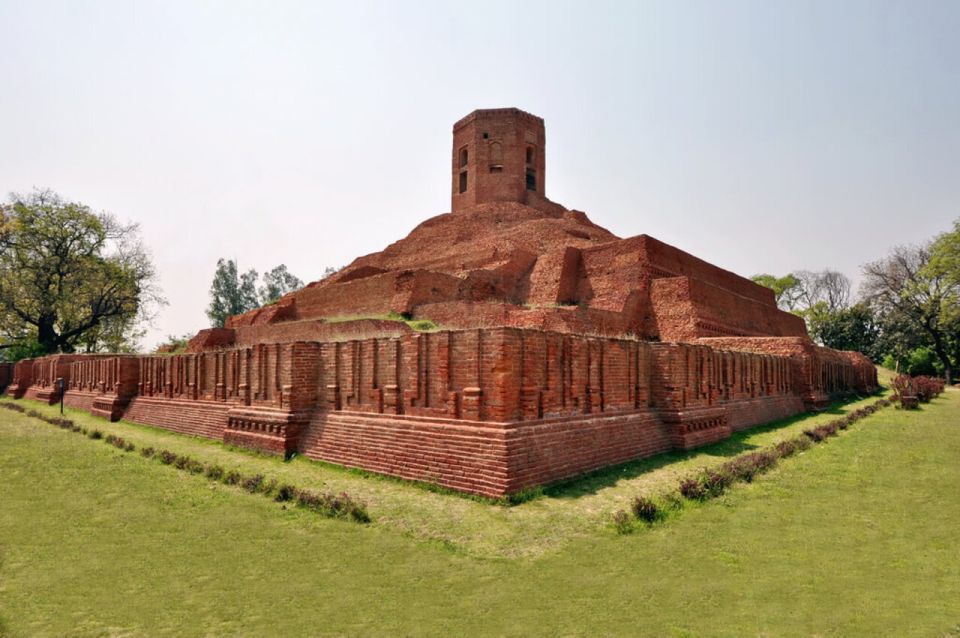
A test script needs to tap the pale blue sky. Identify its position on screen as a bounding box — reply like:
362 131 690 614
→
1 0 957 347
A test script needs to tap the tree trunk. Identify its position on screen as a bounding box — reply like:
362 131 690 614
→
929 332 953 385
36 318 59 355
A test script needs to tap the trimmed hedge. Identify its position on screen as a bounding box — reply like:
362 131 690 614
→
618 396 893 529
0 399 371 524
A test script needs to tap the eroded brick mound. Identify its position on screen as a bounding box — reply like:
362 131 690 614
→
221 202 805 343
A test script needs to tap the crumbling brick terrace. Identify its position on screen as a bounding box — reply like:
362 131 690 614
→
0 108 879 497
3 329 876 497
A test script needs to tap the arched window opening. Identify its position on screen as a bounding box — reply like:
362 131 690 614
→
526 146 535 164
459 170 468 193
459 147 468 168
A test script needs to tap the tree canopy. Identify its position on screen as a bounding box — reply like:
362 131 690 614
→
0 189 161 357
259 264 304 305
861 225 960 383
206 259 260 328
206 260 305 327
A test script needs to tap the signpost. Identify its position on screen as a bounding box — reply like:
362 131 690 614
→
58 377 65 415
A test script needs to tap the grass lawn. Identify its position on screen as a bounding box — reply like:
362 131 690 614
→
1 374 959 635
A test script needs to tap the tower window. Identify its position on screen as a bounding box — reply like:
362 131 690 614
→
459 170 468 193
459 147 468 168
526 168 536 191
489 165 503 173
482 132 489 139
526 146 535 164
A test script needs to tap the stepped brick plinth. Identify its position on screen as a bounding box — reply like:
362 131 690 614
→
2 108 880 496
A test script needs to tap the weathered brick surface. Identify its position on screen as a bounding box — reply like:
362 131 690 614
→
7 325 877 496
123 396 230 439
224 111 806 346
0 363 11 391
1 109 881 497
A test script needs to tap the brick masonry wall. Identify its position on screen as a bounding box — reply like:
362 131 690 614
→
62 391 97 412
123 396 231 439
299 412 512 496
0 363 11 392
6 327 878 497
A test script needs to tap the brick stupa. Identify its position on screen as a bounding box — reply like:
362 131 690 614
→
4 109 877 497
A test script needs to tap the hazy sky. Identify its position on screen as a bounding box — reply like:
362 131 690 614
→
1 0 957 348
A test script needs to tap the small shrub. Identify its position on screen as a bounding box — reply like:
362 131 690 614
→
80 427 88 435
261 479 278 496
158 450 177 465
105 434 117 445
612 510 633 535
140 446 156 458
204 464 225 481
774 439 799 458
335 493 370 523
679 477 707 501
27 409 41 418
804 424 837 442
242 474 265 493
793 435 812 451
275 483 299 502
713 450 780 489
724 456 758 482
662 491 685 511
124 442 135 452
631 496 659 523
701 467 733 498
173 455 191 470
88 429 103 440
296 489 370 523
223 470 242 485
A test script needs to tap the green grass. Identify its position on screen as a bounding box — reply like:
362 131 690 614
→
1 376 959 635
0 386 894 560
322 311 439 332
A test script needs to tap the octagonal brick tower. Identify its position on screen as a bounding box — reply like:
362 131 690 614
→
451 108 550 212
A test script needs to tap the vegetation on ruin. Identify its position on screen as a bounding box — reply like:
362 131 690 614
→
2 372 959 635
324 311 439 332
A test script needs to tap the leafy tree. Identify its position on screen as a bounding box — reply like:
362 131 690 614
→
872 306 929 372
808 303 881 360
753 269 851 315
927 219 960 288
77 314 147 353
0 189 161 354
751 273 802 310
259 264 303 304
1 340 45 363
153 333 192 354
862 242 957 384
206 259 260 327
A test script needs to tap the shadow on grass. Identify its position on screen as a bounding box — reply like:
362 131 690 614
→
0 388 886 508
540 392 881 501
